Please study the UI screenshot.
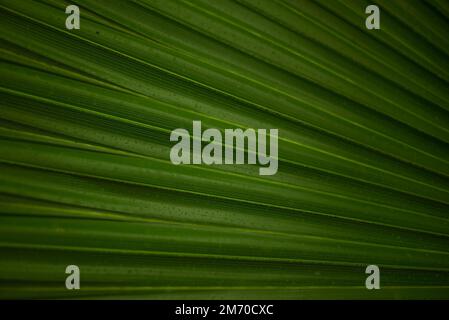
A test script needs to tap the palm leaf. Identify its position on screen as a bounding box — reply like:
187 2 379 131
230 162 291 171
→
0 0 449 299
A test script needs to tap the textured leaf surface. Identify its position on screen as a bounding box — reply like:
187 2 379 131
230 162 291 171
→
0 0 449 299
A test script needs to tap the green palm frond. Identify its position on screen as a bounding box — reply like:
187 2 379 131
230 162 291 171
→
1 0 449 299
